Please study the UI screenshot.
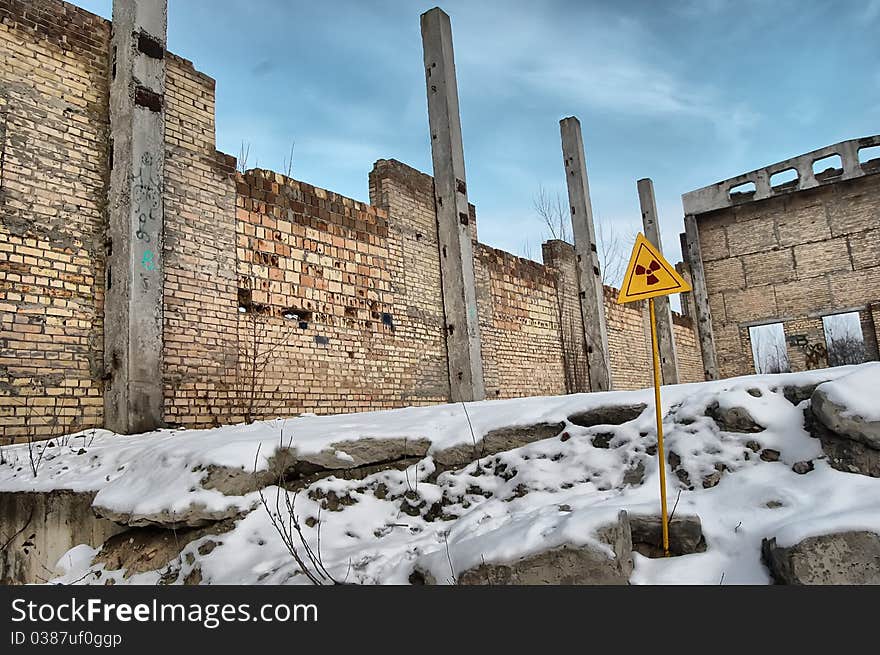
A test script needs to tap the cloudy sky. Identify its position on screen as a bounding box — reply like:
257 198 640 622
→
77 0 879 276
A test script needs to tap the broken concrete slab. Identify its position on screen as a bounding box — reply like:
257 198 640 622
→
92 502 247 530
0 490 126 585
779 383 820 407
762 531 880 584
201 439 432 499
298 437 432 470
93 519 235 580
567 404 647 428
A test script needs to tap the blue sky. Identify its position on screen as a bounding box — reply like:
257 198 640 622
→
77 0 879 275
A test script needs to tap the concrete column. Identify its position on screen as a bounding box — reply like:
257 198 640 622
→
637 178 679 385
420 8 485 403
559 117 611 391
104 0 168 433
683 214 720 380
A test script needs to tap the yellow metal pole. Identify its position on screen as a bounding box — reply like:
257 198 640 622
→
648 298 670 557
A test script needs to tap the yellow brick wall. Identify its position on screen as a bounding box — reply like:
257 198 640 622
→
475 243 567 399
161 55 239 429
542 240 589 393
0 0 707 439
0 1 109 443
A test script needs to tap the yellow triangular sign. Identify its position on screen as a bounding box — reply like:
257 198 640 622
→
617 233 691 304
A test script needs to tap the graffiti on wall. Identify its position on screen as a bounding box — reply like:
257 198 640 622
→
131 151 162 289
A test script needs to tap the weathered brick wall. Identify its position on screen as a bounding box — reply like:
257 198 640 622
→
672 313 704 383
0 0 110 443
228 168 416 419
542 240 589 393
161 54 239 429
0 0 707 438
605 288 652 390
697 173 880 377
475 243 566 399
604 288 704 389
369 160 449 406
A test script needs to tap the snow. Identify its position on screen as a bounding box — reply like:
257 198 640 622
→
2 363 879 585
814 361 880 421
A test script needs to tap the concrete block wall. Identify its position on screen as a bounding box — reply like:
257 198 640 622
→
694 172 880 378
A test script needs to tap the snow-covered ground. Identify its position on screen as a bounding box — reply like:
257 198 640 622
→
2 363 879 585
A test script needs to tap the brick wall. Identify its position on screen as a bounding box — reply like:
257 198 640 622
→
161 54 238 429
0 0 110 443
604 288 704 389
542 240 589 393
0 0 706 440
672 313 704 383
696 173 880 378
475 243 566 399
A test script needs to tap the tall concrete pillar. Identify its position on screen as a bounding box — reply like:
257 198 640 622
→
559 117 612 392
637 178 679 385
104 0 168 433
420 8 485 402
683 214 720 380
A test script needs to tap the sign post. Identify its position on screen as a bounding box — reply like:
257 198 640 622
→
618 233 691 556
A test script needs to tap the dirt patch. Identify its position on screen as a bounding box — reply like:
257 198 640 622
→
93 519 236 579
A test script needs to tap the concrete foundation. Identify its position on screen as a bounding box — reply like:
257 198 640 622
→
0 491 124 584
104 0 168 433
420 8 485 402
560 117 611 391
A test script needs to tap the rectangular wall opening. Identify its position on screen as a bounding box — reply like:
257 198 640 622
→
813 154 843 181
823 311 866 367
749 322 790 374
859 145 880 172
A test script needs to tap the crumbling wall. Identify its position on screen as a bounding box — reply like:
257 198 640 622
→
0 0 707 437
369 159 449 406
228 167 434 418
0 1 110 443
672 314 704 384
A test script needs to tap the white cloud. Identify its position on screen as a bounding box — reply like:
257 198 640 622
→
446 1 759 142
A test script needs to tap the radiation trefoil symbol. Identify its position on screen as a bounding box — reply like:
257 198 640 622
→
635 259 662 286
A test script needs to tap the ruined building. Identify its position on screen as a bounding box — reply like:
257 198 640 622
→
681 137 880 379
0 0 707 442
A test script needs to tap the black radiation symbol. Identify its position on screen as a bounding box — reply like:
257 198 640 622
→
635 259 661 286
